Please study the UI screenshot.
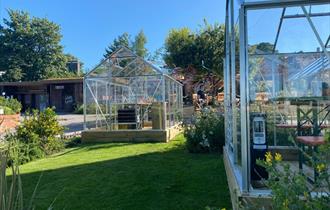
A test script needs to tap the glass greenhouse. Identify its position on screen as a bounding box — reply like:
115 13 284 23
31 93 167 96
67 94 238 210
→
82 47 183 142
224 0 330 207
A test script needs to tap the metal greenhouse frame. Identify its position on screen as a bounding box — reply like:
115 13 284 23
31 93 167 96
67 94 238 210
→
83 47 183 133
224 0 330 206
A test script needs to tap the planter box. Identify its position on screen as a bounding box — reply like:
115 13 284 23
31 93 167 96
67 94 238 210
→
82 126 182 143
0 114 20 133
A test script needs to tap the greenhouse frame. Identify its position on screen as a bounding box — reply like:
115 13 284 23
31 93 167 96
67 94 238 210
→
224 0 330 208
82 47 183 142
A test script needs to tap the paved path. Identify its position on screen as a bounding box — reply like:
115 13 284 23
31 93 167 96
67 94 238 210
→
57 114 84 134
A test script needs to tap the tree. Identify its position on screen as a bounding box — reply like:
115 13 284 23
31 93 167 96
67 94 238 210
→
147 47 166 66
132 30 147 58
104 32 131 58
164 27 196 69
195 21 225 76
249 42 275 54
164 22 225 77
104 31 148 58
0 10 70 81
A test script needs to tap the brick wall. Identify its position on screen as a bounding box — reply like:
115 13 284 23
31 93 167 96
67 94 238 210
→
0 114 20 133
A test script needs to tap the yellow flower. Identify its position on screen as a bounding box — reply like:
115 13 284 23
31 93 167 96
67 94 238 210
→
221 208 226 210
275 153 282 162
316 163 326 173
265 152 273 164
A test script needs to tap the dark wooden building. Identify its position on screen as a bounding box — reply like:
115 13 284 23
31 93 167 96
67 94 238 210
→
0 78 83 112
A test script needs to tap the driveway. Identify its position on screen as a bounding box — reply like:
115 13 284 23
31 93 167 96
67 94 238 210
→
57 114 84 134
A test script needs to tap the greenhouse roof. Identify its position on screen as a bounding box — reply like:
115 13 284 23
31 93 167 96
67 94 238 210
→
85 47 165 79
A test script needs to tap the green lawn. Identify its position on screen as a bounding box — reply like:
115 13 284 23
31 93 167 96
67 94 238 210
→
18 135 231 210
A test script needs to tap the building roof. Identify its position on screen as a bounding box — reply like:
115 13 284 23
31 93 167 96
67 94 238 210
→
0 77 83 87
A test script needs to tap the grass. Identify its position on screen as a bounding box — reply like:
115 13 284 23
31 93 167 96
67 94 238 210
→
15 135 231 210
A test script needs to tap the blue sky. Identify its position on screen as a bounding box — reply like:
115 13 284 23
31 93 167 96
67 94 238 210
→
247 5 330 53
0 0 226 70
1 1 328 71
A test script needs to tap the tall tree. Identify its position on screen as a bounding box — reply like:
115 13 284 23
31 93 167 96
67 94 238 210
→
132 30 147 58
195 22 225 76
0 10 69 81
164 28 196 69
104 30 149 58
249 42 275 54
104 32 131 58
164 22 225 77
147 47 165 66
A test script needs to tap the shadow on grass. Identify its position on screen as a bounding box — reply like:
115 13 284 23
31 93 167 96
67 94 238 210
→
83 142 135 151
54 143 138 158
20 143 231 210
52 147 82 157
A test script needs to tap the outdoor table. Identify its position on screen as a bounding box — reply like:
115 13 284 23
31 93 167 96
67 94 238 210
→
276 124 330 129
273 96 330 135
296 136 325 146
275 124 297 129
273 97 330 182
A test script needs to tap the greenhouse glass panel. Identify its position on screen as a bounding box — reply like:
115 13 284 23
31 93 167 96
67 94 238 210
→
83 47 183 132
224 0 330 205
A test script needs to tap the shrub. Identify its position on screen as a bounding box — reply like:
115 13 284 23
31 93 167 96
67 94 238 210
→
0 141 54 210
5 107 64 164
73 104 83 114
19 108 65 154
1 106 15 115
0 146 24 210
184 108 225 153
5 133 44 165
0 96 22 113
257 134 330 210
65 136 82 148
85 103 107 114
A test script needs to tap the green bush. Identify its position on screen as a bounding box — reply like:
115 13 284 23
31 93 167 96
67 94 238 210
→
65 136 82 148
1 142 50 210
1 106 15 115
257 134 330 210
5 107 64 165
85 103 108 114
184 108 225 153
0 96 22 113
73 104 84 114
6 133 44 165
4 106 15 114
